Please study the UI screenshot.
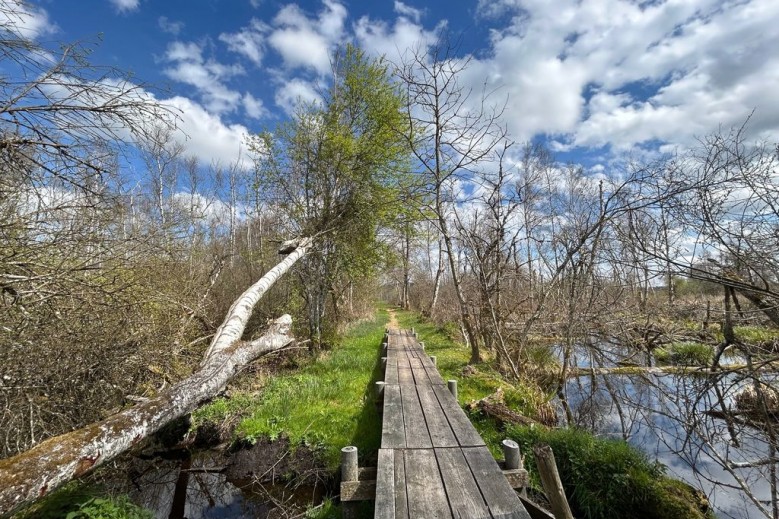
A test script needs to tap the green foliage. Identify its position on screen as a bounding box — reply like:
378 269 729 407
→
306 498 340 518
232 309 388 469
19 483 151 519
734 325 779 344
654 342 713 366
507 426 712 519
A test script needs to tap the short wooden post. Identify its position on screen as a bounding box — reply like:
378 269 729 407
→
447 379 458 399
534 444 574 519
381 356 387 369
411 327 415 335
341 446 359 519
382 342 387 355
502 439 521 469
430 355 437 366
375 381 385 399
419 341 425 351
341 446 358 482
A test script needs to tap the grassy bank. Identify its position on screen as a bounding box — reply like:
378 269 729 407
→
193 308 389 470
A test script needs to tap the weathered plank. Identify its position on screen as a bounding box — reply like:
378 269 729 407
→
398 356 415 385
382 384 406 448
385 356 399 385
435 447 491 518
432 384 485 447
375 449 395 519
405 449 452 519
417 385 458 448
401 385 432 448
394 449 409 518
463 446 531 519
409 357 431 385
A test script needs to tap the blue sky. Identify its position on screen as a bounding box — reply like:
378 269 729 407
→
10 0 779 169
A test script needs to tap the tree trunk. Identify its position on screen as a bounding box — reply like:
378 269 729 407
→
0 238 312 515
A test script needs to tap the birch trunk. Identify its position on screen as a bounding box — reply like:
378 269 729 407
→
0 238 312 515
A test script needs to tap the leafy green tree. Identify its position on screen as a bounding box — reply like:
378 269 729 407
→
249 45 409 346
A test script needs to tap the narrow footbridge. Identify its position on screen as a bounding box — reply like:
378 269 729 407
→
372 329 532 519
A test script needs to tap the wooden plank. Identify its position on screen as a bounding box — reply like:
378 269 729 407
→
401 385 432 448
404 449 452 519
409 357 431 385
435 448 491 518
432 384 485 447
398 356 415 385
425 363 446 385
375 449 395 519
463 446 531 519
385 356 399 385
340 480 376 501
394 449 409 518
417 385 458 448
382 384 406 448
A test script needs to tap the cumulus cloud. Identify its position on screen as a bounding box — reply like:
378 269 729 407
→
354 12 439 64
219 18 269 66
0 1 56 39
267 0 347 73
459 0 779 150
274 77 322 115
161 40 246 115
393 1 424 24
109 0 139 14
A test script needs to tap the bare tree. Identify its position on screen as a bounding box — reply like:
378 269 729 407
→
396 35 507 363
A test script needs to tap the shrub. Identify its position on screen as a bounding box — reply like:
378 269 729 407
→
507 426 713 519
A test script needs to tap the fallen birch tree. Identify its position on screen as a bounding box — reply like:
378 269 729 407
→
0 238 312 516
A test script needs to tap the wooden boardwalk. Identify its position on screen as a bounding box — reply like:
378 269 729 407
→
375 330 531 519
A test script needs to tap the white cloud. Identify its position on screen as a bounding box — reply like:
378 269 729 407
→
458 0 779 150
267 0 347 73
158 16 183 35
250 0 262 7
219 18 269 66
274 77 321 114
0 1 56 39
161 41 246 115
109 0 139 14
393 1 424 24
162 95 251 167
242 92 267 119
354 14 439 64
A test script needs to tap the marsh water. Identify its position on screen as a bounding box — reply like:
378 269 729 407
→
560 342 775 518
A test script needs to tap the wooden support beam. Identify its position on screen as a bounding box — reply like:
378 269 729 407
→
534 444 574 519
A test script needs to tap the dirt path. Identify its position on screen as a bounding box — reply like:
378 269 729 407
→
387 307 400 331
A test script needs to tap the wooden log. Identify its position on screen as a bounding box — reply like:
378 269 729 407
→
533 444 574 519
0 239 313 515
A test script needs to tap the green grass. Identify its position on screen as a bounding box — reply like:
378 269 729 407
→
198 309 388 470
654 342 713 366
508 426 713 519
17 483 152 519
734 325 779 344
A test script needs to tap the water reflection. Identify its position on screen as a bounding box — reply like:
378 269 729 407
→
564 364 776 518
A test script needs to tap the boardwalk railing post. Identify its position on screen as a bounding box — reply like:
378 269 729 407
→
382 342 388 355
419 341 425 351
381 356 387 369
534 444 574 519
430 355 437 366
341 446 359 482
341 446 359 519
502 439 521 470
447 379 458 399
375 381 386 410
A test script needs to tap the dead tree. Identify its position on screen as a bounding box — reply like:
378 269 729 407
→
0 239 312 515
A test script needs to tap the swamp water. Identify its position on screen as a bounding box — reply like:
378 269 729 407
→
560 343 775 518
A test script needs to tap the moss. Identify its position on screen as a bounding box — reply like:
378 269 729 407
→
654 342 713 366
